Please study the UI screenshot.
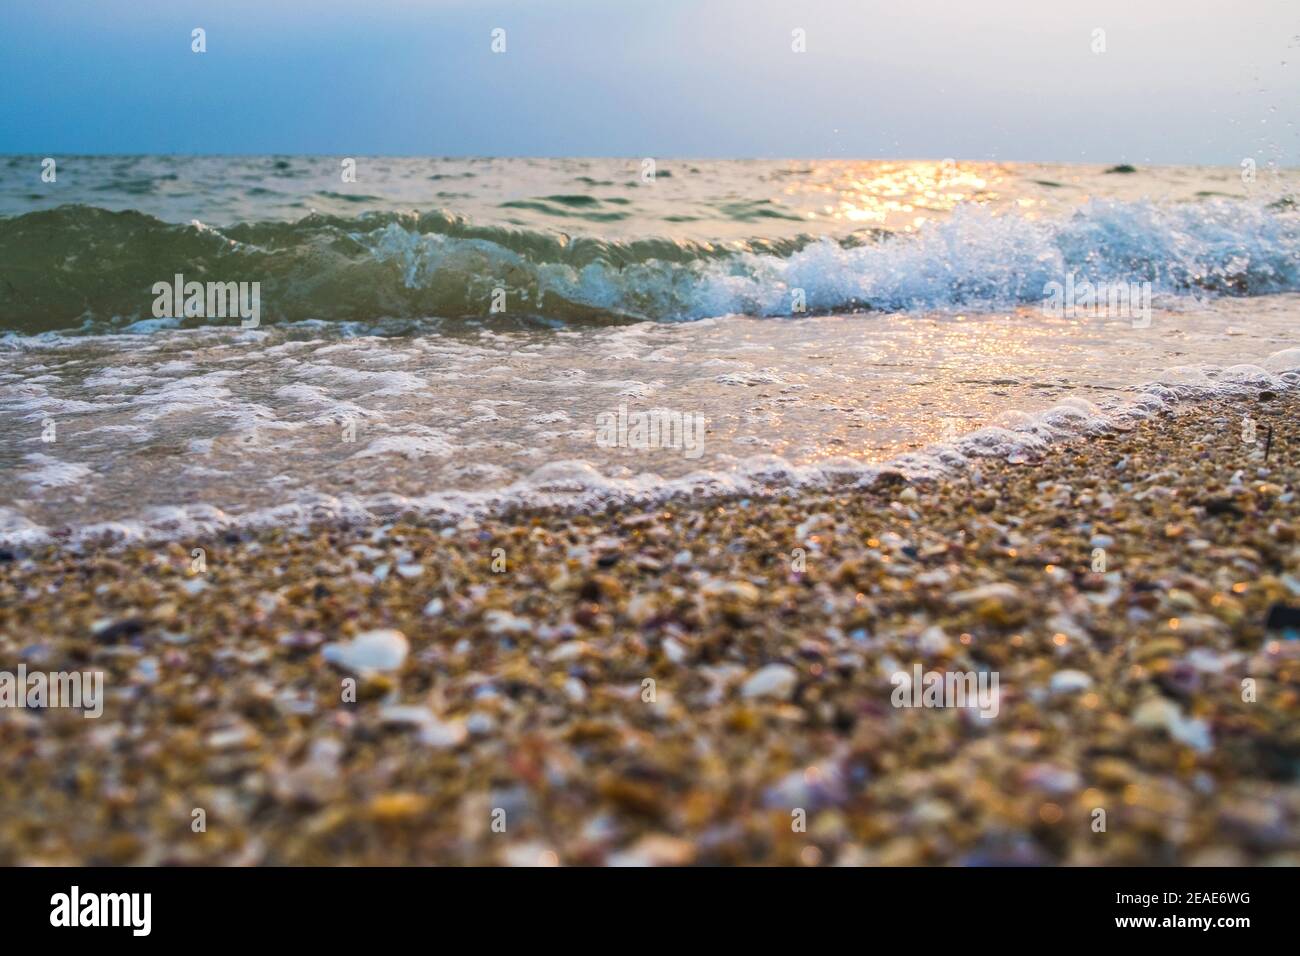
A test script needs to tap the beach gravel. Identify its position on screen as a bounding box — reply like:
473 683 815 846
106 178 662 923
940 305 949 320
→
0 394 1297 865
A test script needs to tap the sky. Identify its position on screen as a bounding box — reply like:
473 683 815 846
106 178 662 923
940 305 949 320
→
1 0 1296 164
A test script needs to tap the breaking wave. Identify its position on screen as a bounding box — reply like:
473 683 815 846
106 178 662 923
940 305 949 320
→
1 197 1297 333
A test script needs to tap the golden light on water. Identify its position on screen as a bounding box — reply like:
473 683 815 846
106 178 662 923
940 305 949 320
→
793 160 1003 230
748 303 1059 467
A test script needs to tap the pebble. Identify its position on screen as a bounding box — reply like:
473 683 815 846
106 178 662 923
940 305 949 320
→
1132 697 1213 753
484 610 531 635
740 663 798 700
466 712 497 736
322 629 409 673
949 582 1024 608
606 834 696 867
1049 669 1093 694
917 625 951 655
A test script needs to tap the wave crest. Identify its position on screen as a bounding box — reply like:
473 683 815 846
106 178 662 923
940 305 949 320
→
1 198 1296 332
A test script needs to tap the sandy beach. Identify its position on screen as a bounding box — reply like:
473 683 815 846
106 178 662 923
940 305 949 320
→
1 390 1296 866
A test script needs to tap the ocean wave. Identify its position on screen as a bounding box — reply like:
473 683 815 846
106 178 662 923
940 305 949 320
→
1 198 1297 333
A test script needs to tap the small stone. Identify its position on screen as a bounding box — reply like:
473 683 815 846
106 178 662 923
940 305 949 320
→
1021 763 1081 795
279 630 324 652
1049 669 1093 694
607 834 696 867
369 792 428 822
420 718 468 749
662 637 687 664
379 705 468 748
950 582 1023 608
466 712 497 736
548 641 589 662
563 677 588 704
911 799 953 825
484 609 531 635
379 704 434 727
741 663 798 700
1173 615 1223 639
917 625 951 655
1204 496 1241 517
501 841 559 867
702 579 761 603
1183 648 1241 673
1136 637 1185 662
91 617 147 644
1132 697 1213 753
206 723 257 751
322 629 409 673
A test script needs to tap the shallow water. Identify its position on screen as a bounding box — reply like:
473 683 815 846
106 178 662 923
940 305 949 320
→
1 157 1298 545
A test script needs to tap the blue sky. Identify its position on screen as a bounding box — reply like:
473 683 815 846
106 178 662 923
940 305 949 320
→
2 0 1296 163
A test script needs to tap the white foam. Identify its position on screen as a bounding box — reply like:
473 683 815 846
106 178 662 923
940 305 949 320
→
353 434 456 460
21 453 94 490
354 197 1300 321
8 344 1296 552
4 305 1299 553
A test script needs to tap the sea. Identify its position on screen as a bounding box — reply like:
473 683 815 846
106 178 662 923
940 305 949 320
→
1 155 1297 547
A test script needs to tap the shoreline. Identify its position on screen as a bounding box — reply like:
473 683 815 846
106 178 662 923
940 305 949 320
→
7 355 1299 556
1 393 1297 864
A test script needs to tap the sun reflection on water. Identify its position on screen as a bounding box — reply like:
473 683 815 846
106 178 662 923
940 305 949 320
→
787 161 1007 231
